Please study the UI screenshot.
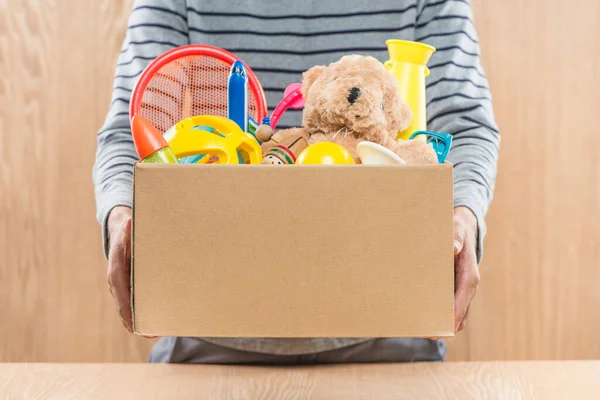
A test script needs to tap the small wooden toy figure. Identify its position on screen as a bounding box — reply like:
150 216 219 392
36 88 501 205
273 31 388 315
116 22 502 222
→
260 129 309 165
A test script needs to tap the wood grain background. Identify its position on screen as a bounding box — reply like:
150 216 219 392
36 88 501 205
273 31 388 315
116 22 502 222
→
1 0 599 362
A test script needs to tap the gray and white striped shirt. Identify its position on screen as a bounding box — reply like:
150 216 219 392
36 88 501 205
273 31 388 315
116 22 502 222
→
93 0 499 356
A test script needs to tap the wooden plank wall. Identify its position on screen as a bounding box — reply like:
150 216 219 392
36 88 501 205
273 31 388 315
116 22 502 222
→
1 0 599 362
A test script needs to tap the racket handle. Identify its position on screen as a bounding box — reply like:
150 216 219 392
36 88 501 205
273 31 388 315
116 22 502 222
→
228 60 248 132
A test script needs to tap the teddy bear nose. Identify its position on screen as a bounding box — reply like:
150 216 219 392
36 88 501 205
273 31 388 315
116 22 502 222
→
347 87 361 104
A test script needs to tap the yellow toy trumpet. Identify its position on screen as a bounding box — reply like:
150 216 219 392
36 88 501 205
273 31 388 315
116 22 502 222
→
384 40 436 141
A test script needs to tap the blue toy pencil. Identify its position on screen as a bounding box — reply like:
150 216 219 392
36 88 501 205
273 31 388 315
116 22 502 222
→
227 60 248 133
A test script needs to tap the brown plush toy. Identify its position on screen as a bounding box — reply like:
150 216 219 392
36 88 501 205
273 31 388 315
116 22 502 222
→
260 55 438 164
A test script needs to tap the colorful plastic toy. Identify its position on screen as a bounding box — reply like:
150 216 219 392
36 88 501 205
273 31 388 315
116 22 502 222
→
384 40 436 140
409 131 453 163
269 83 305 131
253 84 306 144
164 115 262 164
132 116 179 164
295 142 355 165
228 60 248 132
356 141 406 165
129 44 267 136
248 116 259 137
247 116 272 144
167 125 215 164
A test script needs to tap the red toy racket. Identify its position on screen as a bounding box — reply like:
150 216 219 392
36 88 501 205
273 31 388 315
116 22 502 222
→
130 44 268 135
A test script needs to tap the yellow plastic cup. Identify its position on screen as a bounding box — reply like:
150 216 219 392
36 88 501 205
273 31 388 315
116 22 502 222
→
384 40 436 140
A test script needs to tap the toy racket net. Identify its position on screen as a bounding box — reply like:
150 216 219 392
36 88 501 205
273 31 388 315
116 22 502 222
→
130 45 267 135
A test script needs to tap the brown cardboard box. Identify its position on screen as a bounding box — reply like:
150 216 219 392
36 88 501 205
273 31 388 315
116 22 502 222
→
132 163 454 338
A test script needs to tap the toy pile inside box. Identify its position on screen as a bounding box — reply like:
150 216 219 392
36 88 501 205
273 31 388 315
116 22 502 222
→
129 39 453 167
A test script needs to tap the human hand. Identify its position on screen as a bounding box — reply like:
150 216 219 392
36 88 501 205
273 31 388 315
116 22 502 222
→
453 206 480 332
106 206 135 333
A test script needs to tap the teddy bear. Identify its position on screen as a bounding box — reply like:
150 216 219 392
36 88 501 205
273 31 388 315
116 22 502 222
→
259 54 438 164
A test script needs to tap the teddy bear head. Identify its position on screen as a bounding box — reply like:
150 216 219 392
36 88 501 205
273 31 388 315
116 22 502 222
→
300 55 412 144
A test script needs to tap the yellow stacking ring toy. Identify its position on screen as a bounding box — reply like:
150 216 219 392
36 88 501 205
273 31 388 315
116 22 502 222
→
164 115 262 164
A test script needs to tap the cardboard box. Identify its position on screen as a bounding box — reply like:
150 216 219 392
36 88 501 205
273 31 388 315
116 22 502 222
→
132 163 454 338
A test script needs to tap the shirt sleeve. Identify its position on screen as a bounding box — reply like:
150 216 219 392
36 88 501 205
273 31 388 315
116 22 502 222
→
415 0 500 263
93 0 189 257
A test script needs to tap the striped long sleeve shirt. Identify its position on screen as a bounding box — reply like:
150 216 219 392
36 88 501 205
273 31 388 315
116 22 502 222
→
93 0 500 356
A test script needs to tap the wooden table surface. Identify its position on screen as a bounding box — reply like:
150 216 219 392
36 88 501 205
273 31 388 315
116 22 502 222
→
1 361 599 399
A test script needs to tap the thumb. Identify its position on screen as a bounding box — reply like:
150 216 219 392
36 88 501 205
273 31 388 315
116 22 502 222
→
123 217 132 260
122 216 132 237
454 236 464 256
453 218 467 256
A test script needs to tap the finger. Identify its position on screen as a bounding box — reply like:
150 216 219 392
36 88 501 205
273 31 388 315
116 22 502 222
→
108 252 131 332
107 226 125 299
454 244 479 332
109 219 134 333
454 279 478 332
118 218 134 331
454 277 474 332
453 215 468 256
457 297 475 332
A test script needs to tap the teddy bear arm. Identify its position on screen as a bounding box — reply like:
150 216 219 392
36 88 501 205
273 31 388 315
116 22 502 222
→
388 139 439 165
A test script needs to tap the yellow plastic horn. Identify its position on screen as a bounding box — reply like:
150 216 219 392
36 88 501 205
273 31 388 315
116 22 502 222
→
165 115 262 164
384 40 436 140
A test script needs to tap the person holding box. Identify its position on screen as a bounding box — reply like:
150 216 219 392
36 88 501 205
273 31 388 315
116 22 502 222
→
94 0 499 363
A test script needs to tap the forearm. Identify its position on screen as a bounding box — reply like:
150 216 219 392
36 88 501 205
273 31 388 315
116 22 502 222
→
93 127 137 257
93 0 189 257
416 0 500 261
448 107 499 263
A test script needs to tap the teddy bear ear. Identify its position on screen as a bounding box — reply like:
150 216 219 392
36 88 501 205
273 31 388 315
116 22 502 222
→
301 65 326 97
